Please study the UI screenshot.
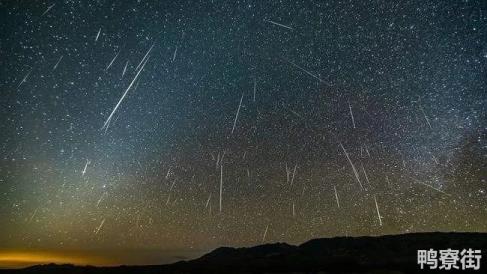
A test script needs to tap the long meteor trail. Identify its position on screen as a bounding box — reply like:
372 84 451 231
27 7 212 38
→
231 92 244 134
262 224 269 242
374 195 382 226
264 19 293 30
334 185 340 208
339 143 363 190
219 163 223 212
106 51 120 71
95 28 101 42
285 59 327 84
135 44 154 72
349 102 356 128
415 180 451 196
94 218 105 235
53 55 63 71
102 50 151 131
17 69 32 89
41 3 55 17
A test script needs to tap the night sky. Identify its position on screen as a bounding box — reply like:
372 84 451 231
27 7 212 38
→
1 0 486 268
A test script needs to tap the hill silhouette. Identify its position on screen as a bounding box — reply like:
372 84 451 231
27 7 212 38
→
1 232 486 274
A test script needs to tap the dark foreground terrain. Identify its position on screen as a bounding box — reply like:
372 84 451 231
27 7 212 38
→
2 232 486 274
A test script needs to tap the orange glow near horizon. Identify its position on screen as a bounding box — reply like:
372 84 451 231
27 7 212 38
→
0 250 115 269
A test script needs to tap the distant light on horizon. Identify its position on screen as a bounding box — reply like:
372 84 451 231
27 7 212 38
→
0 249 204 269
0 250 110 269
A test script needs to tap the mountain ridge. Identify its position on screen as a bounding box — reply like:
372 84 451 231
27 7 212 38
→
2 232 486 273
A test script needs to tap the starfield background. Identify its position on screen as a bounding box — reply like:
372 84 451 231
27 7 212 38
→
0 0 486 271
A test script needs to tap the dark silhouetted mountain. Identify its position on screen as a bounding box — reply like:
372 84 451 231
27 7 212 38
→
1 232 486 274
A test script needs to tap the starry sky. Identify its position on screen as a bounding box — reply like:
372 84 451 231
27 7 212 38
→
0 0 486 268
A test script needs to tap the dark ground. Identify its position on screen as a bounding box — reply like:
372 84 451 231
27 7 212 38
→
1 232 486 274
